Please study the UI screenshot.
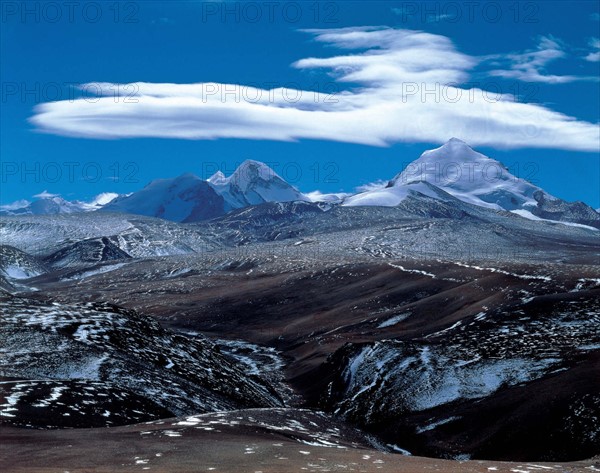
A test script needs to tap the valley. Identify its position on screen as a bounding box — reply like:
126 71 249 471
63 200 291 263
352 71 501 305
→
1 140 599 472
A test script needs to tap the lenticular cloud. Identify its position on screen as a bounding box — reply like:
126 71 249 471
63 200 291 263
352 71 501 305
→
30 27 600 152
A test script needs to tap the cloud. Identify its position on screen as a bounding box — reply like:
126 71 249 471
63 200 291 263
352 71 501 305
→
293 27 475 85
88 192 119 206
585 52 600 62
585 37 600 62
355 180 389 193
29 27 600 152
33 190 59 199
487 36 599 83
305 190 350 203
0 199 30 210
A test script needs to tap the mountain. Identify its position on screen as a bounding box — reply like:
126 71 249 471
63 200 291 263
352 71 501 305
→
0 245 48 280
102 173 226 223
208 160 309 210
344 138 600 228
2 143 596 227
1 294 283 428
0 212 221 266
2 142 597 227
0 193 119 216
99 161 308 223
1 189 599 462
43 237 132 269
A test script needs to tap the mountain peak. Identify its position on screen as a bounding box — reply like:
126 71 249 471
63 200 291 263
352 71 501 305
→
420 138 480 162
206 159 308 208
102 172 224 222
231 160 280 185
349 141 559 214
446 137 468 145
238 159 270 168
207 171 227 185
174 172 201 181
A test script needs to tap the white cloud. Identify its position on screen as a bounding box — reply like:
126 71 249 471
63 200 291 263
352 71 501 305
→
355 180 389 193
0 199 31 210
29 27 600 152
487 36 599 84
88 192 119 206
33 190 59 199
305 190 350 203
586 51 600 62
585 37 600 62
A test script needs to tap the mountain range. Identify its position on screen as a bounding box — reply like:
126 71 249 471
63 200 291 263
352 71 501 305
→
2 139 599 229
1 140 599 465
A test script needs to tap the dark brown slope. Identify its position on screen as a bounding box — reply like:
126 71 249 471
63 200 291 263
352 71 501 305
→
20 256 600 461
1 409 597 473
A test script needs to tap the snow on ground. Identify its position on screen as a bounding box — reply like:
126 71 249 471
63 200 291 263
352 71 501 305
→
511 209 598 231
377 313 411 329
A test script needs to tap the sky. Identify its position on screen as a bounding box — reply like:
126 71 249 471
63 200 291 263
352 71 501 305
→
1 0 599 208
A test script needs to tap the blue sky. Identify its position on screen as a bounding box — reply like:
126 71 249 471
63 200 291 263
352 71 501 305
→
1 1 599 207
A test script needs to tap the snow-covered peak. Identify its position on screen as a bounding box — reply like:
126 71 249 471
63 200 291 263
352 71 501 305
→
208 171 227 185
418 137 481 163
102 173 225 222
228 160 283 192
391 138 502 188
382 138 552 211
207 160 309 209
0 194 120 216
343 139 597 222
29 197 80 214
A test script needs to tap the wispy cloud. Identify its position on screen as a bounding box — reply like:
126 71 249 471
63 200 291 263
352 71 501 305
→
0 199 31 210
487 36 599 84
355 180 388 193
33 190 59 199
305 190 350 202
585 37 600 62
30 27 600 152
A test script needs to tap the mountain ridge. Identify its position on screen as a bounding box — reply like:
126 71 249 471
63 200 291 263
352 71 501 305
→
2 140 599 227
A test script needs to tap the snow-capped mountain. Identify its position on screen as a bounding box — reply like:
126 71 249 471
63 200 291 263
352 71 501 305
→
2 142 597 227
102 173 226 223
344 138 600 228
208 160 309 210
100 161 309 222
0 193 119 216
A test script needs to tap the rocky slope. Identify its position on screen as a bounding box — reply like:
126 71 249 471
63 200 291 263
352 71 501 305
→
0 294 283 428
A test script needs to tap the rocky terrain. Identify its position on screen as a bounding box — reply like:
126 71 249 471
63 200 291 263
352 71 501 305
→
1 141 599 471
